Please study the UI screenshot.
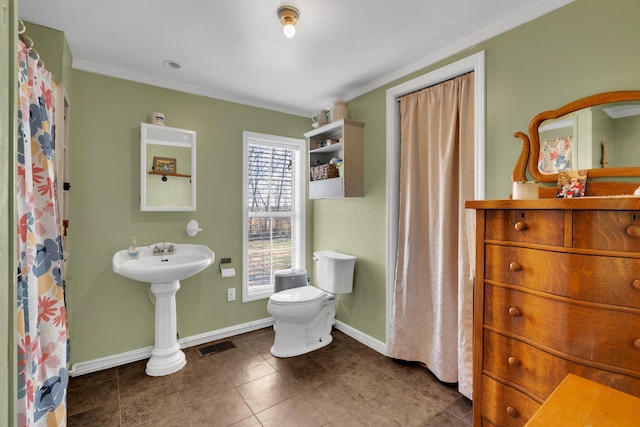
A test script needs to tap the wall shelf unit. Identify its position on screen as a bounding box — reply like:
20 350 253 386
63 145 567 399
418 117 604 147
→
148 171 192 179
305 118 364 199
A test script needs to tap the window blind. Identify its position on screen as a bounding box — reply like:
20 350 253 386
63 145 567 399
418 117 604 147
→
246 142 299 288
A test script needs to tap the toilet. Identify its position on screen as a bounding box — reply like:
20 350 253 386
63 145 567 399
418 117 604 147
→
267 250 356 357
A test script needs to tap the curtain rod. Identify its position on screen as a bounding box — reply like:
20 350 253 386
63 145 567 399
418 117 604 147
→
18 20 45 68
396 71 474 101
542 135 573 144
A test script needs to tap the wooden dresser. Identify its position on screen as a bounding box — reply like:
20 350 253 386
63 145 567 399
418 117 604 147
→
466 198 640 427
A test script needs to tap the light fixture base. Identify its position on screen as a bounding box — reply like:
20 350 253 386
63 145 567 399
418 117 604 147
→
277 6 299 38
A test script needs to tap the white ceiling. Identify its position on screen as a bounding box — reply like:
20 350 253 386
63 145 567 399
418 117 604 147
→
18 0 572 117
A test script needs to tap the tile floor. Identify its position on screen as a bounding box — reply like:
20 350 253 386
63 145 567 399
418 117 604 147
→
68 327 472 426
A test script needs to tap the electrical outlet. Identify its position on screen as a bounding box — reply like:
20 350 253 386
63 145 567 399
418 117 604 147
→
227 288 236 302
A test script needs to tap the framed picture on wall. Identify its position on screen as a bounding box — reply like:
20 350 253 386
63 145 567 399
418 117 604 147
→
153 156 177 174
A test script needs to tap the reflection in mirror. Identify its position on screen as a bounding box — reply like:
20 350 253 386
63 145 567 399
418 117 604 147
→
538 101 640 174
140 123 196 211
146 144 191 207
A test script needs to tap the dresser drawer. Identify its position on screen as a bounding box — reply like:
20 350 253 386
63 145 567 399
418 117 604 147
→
573 210 640 252
485 210 564 246
481 375 540 427
483 330 640 400
484 284 640 372
485 244 640 309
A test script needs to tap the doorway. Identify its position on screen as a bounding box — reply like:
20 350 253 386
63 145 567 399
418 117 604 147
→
384 51 485 399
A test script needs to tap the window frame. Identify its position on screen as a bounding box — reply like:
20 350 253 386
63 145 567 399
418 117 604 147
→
242 131 306 302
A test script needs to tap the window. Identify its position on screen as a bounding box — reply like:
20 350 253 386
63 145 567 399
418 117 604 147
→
242 131 305 302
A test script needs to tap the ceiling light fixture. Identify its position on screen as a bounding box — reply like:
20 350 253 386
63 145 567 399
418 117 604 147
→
277 6 299 38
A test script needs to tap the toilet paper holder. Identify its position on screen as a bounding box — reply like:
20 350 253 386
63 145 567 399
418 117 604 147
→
219 257 235 278
219 257 232 272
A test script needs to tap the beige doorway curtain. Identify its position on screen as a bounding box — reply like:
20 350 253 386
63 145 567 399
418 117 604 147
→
388 72 475 399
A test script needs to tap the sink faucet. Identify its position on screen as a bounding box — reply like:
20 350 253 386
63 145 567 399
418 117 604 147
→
153 242 176 255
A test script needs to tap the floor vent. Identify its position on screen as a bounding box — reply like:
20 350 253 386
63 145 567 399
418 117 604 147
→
196 340 236 357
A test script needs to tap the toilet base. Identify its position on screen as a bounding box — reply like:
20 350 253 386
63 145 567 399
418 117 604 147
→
270 299 336 358
270 333 333 358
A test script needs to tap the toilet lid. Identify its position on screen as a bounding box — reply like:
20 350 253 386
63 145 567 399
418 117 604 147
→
270 286 326 305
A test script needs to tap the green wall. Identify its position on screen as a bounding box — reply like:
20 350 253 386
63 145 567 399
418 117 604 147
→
480 0 640 196
319 0 640 342
67 72 309 363
1 0 17 423
23 22 73 101
28 0 640 367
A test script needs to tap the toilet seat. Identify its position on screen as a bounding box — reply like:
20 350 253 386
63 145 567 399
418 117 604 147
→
269 286 326 306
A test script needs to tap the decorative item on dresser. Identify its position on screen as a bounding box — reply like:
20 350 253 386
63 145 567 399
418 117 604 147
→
467 90 640 427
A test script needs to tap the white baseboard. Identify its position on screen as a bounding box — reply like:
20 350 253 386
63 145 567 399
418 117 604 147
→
68 345 154 377
68 317 275 377
69 317 387 377
177 317 275 349
334 320 388 356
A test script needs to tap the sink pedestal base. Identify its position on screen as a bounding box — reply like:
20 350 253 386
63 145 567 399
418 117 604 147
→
146 280 186 376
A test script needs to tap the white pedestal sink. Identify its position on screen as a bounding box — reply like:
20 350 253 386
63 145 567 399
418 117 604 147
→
112 243 215 376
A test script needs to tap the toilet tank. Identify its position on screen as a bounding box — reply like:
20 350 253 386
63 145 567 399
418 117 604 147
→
273 268 307 293
313 251 356 294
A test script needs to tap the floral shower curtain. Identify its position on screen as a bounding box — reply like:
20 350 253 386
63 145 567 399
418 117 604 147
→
17 40 68 426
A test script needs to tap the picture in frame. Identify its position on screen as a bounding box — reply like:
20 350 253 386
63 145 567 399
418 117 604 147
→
153 156 177 174
556 169 587 198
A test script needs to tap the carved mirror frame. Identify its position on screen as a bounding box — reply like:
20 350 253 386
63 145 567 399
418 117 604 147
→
513 90 640 197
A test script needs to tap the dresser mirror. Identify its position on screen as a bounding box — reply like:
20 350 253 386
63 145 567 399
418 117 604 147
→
513 91 640 197
140 123 196 211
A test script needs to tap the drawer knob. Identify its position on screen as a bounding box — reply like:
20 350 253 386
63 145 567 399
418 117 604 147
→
508 307 521 317
634 339 640 350
633 279 640 291
506 406 519 418
626 225 640 238
509 262 522 272
514 221 527 232
508 357 521 367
